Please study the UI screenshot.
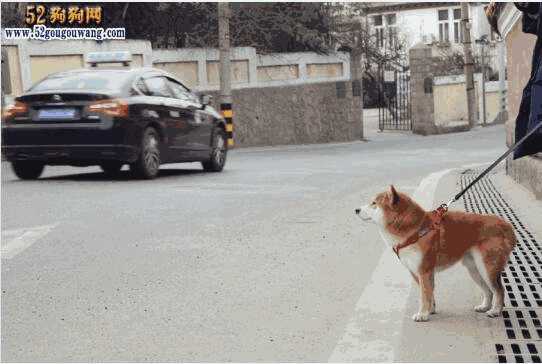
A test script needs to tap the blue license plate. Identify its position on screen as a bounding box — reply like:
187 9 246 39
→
38 108 76 120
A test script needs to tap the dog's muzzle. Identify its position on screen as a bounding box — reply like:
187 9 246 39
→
355 207 372 221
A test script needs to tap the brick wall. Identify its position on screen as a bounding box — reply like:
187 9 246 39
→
204 80 363 147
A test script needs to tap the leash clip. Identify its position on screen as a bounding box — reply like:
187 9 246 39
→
436 198 454 215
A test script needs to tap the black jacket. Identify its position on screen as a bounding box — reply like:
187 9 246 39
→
513 2 542 159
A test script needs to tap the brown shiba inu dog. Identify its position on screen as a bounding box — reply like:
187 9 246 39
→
358 186 516 322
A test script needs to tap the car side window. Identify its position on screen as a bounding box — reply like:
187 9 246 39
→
135 78 150 96
143 77 172 98
167 78 198 103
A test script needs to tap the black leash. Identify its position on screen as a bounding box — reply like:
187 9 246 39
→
446 122 542 208
354 123 541 217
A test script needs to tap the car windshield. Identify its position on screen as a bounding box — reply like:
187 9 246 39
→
31 71 132 92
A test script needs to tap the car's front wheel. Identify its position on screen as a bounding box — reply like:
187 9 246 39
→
130 127 161 179
11 161 45 180
202 126 227 172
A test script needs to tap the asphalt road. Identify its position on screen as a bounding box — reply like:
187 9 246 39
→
1 125 506 361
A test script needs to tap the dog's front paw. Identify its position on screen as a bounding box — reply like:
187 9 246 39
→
474 304 491 313
412 312 430 322
486 309 502 318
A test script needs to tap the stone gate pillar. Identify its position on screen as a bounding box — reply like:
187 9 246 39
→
409 43 437 135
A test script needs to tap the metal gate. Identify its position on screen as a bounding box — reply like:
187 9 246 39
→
377 64 411 131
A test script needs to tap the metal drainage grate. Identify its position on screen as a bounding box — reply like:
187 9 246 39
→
459 170 542 363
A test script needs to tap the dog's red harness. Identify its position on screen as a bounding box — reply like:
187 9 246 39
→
392 204 448 257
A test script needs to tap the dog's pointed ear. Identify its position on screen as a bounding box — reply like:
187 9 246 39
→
389 185 400 205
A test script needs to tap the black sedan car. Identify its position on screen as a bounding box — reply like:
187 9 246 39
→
1 67 228 179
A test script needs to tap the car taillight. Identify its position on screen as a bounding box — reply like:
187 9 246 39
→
87 99 128 118
2 101 28 120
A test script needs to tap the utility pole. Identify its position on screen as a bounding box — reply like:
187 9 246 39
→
351 48 364 140
350 17 364 140
480 41 487 125
218 2 234 147
461 2 477 129
497 40 507 123
476 35 490 125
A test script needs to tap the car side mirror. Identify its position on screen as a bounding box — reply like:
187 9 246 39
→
201 94 212 109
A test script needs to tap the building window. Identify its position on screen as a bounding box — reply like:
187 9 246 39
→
453 8 462 43
386 14 396 26
386 13 397 47
438 9 450 43
388 26 397 48
373 15 384 48
439 23 450 43
453 8 462 20
373 13 397 49
376 28 384 48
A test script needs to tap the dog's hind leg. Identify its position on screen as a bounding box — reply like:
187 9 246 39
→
485 226 516 317
486 272 505 318
472 245 507 318
484 257 506 318
463 251 493 313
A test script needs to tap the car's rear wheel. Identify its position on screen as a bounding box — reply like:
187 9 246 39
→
130 127 161 179
100 161 123 177
11 161 45 180
202 126 227 172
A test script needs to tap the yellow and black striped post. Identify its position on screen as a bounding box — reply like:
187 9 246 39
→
221 103 234 147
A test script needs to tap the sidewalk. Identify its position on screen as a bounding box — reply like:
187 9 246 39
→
396 166 542 362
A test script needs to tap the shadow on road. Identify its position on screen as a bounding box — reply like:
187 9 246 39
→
25 168 207 182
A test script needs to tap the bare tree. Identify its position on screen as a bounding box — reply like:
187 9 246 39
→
0 2 26 27
2 2 333 53
433 46 493 78
101 2 331 53
326 3 407 111
327 5 406 63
